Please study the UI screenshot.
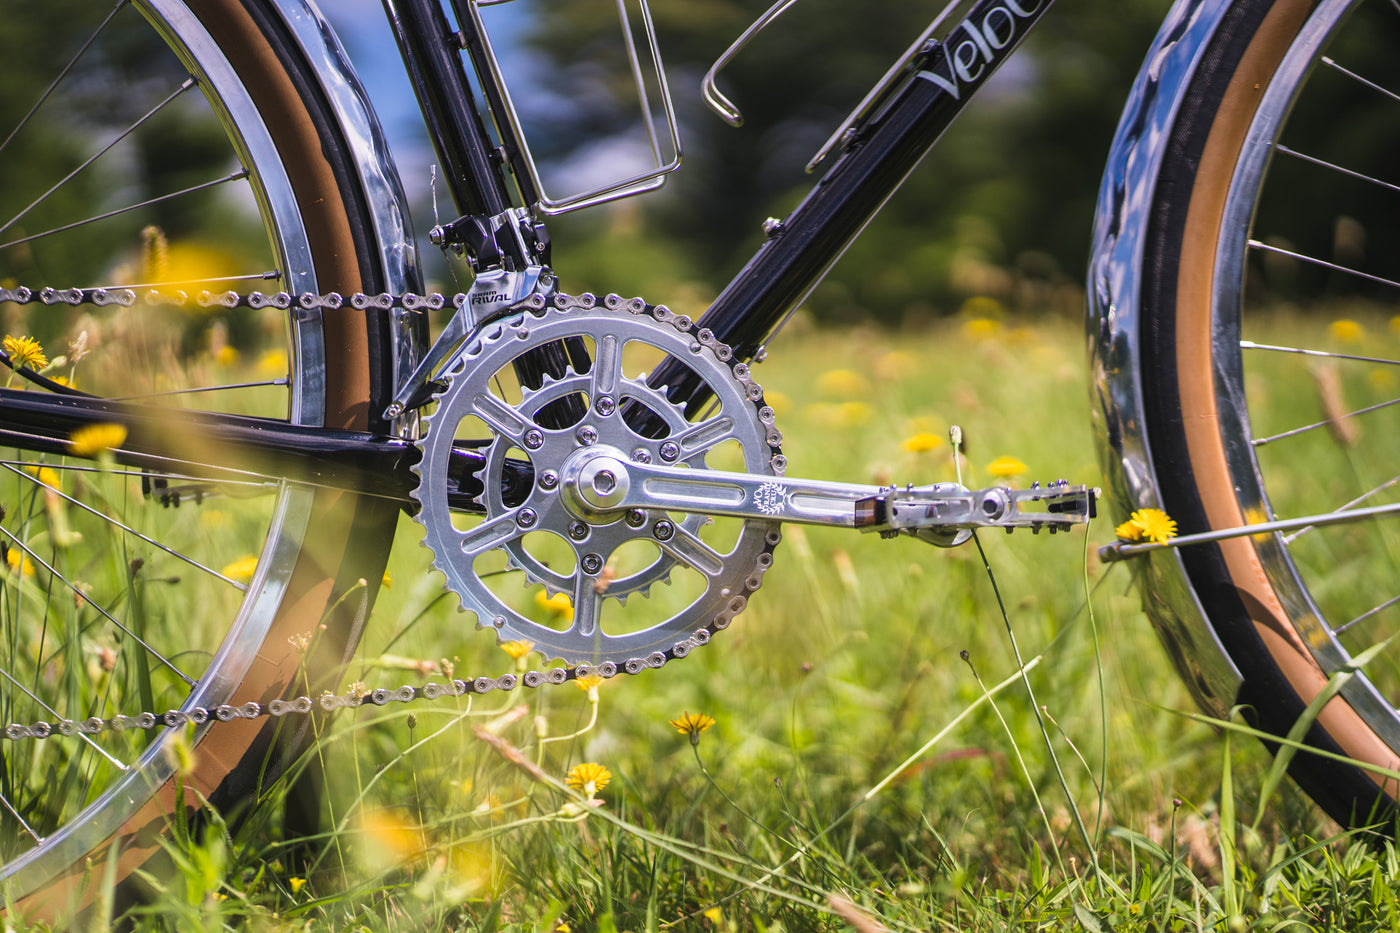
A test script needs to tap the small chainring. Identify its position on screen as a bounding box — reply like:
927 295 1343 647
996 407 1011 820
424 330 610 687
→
411 295 783 666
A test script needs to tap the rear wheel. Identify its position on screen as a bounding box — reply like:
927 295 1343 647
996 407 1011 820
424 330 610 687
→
1137 0 1400 825
0 0 396 912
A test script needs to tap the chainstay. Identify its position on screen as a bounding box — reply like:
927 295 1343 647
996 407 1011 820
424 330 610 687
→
0 282 780 743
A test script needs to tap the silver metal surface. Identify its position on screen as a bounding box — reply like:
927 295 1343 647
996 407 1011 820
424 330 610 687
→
463 0 681 214
1086 0 1244 717
412 296 780 664
702 0 804 127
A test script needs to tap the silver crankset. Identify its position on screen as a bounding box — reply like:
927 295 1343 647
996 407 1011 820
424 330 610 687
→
411 292 1097 667
412 296 783 666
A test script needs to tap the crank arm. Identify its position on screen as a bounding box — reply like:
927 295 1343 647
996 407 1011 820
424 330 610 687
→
562 448 1097 545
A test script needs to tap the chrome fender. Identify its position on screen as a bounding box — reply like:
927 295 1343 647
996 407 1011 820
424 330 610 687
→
265 0 427 403
1086 0 1243 717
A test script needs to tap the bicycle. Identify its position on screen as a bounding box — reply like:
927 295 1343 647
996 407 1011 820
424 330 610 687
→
0 0 1395 916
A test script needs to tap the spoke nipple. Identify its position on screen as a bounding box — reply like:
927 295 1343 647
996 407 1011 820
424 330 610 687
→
659 441 680 462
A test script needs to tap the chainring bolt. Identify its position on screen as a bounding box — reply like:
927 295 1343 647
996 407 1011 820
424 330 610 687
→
625 509 647 528
569 521 589 540
581 553 604 575
659 441 680 462
595 396 616 416
517 508 538 528
577 425 598 445
653 520 675 541
631 448 652 464
539 470 559 490
523 428 544 449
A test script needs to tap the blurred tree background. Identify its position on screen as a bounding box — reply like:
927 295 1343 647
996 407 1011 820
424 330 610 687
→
511 0 1171 322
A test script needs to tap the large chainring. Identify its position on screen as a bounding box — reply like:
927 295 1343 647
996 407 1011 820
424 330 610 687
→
412 296 783 666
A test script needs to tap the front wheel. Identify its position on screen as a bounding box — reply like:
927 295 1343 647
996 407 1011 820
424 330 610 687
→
0 0 399 914
1103 0 1400 827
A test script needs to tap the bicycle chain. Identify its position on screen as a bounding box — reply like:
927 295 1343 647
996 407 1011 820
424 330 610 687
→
0 282 779 743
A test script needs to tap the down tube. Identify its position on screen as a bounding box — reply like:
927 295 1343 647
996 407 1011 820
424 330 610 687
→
661 0 1056 409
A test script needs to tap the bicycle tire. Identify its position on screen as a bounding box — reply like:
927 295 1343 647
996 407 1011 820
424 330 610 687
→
0 0 397 915
1129 0 1400 827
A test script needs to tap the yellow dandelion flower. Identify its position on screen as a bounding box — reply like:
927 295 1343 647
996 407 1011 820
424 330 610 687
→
213 345 240 367
876 350 915 379
23 465 60 490
5 549 34 578
1328 318 1364 343
763 389 792 415
838 400 872 426
68 423 127 457
669 711 716 746
534 590 573 618
500 639 535 660
816 368 869 398
3 335 47 371
902 432 943 454
703 906 724 926
575 673 604 693
1369 370 1397 391
986 455 1027 478
200 509 231 529
959 295 1006 319
287 877 306 894
221 554 259 582
257 348 289 376
961 317 1003 341
1115 508 1178 546
381 570 393 589
564 762 611 795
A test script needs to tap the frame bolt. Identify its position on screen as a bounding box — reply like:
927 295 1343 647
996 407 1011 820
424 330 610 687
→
517 508 538 528
659 441 680 462
577 425 598 445
581 553 604 575
653 520 675 541
523 428 544 449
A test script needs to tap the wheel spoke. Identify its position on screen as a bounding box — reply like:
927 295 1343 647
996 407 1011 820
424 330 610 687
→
1283 473 1400 545
1251 395 1400 447
1334 594 1400 637
1242 340 1400 368
0 0 127 158
0 78 197 239
0 527 196 687
0 171 249 253
0 664 126 770
1248 239 1400 292
2 464 247 590
1275 144 1400 196
1321 55 1400 105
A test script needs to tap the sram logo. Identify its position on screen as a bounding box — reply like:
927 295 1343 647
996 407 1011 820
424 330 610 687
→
916 0 1044 100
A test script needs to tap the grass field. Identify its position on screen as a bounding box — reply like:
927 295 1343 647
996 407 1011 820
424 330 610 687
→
32 309 1400 932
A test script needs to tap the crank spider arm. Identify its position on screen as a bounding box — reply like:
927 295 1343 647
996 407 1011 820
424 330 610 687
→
561 448 1096 545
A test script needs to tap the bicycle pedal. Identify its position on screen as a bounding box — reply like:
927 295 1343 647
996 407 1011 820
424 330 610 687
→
858 480 1099 548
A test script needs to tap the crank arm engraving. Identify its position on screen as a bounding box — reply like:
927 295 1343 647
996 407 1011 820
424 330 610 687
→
563 449 1096 543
